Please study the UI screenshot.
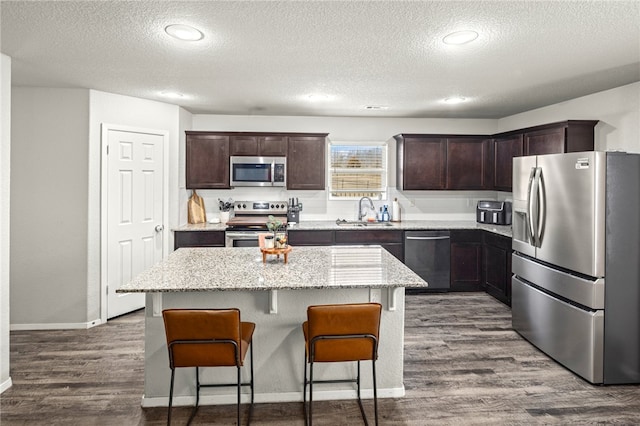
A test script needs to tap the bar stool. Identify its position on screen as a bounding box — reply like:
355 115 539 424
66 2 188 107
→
302 303 382 426
162 308 255 426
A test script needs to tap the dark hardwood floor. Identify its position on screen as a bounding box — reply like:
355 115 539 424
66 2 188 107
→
2 293 640 425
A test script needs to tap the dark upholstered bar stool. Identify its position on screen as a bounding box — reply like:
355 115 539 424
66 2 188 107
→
162 309 255 426
302 303 382 426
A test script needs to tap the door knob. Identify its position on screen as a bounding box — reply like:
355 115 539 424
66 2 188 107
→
155 225 164 232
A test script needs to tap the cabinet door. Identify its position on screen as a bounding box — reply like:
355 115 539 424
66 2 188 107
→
524 127 565 156
230 136 258 156
450 230 483 291
259 136 288 156
483 232 512 305
288 136 326 190
402 137 447 190
186 134 230 189
446 138 491 189
382 243 404 262
493 135 523 192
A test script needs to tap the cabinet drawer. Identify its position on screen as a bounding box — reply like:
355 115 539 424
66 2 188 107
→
174 231 225 250
335 230 403 244
288 230 334 246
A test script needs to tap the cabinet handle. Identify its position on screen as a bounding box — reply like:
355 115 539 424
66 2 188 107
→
405 236 450 240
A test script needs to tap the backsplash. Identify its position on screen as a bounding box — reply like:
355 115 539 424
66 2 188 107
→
179 187 510 224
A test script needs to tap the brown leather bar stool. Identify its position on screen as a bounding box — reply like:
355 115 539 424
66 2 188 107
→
162 308 255 426
302 303 382 426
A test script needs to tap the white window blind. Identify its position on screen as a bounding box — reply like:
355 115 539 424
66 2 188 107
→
329 143 387 199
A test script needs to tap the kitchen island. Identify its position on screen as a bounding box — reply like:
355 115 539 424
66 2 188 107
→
117 245 427 407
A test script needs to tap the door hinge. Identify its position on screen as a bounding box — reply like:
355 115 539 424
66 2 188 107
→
106 285 109 295
106 145 109 155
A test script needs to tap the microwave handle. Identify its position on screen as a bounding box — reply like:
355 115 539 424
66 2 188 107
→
271 161 275 185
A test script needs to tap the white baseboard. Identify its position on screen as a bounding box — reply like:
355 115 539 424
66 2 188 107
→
0 377 12 393
10 318 103 331
141 386 405 408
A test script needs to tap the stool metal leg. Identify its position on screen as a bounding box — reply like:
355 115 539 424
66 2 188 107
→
186 367 200 425
167 369 175 426
303 353 308 425
237 365 241 426
372 360 378 426
309 360 314 426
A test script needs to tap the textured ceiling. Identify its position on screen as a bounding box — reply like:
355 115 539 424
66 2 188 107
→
1 1 639 118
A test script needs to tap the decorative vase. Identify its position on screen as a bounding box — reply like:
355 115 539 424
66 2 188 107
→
219 211 230 224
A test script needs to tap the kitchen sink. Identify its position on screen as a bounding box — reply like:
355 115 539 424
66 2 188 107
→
335 219 393 227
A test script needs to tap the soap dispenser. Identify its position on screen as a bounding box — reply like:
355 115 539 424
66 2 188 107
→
381 205 390 222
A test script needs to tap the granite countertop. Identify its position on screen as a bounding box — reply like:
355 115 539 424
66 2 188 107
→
174 220 512 238
117 245 428 293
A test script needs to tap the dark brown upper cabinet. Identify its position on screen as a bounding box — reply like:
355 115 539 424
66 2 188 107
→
230 135 288 156
395 136 447 190
185 131 327 190
186 132 230 189
395 135 490 190
493 135 524 192
446 137 492 190
491 120 598 191
397 120 597 192
287 135 327 190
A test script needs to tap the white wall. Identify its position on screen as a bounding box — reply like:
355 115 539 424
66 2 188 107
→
0 54 13 393
88 90 181 322
10 88 90 328
189 115 500 223
498 82 640 153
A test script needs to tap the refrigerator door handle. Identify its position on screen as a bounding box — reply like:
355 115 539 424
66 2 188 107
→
536 167 545 247
530 167 543 247
526 167 537 246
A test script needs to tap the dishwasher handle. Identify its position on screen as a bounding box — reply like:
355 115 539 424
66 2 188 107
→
405 236 451 240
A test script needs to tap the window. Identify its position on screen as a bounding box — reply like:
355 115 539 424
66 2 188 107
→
328 142 388 200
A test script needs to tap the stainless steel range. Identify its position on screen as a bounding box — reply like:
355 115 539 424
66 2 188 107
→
225 200 288 247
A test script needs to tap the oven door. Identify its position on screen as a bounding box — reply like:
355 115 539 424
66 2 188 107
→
225 230 262 248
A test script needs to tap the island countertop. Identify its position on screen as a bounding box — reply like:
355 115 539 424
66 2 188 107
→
117 245 428 293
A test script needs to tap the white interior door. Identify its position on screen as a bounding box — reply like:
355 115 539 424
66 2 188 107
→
107 129 164 319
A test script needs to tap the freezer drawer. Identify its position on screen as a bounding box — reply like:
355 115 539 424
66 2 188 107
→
512 278 604 384
512 253 604 310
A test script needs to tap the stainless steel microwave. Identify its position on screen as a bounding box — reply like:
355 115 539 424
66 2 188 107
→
230 156 286 187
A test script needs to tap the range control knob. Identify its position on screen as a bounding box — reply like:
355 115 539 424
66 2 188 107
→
271 204 275 208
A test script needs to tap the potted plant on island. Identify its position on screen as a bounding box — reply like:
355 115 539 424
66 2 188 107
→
266 215 288 248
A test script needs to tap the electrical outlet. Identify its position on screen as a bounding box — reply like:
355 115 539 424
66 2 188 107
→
409 198 416 207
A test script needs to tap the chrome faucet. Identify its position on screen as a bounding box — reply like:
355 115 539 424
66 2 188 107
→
358 197 375 221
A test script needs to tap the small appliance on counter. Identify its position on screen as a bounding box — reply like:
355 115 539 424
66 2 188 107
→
287 198 302 224
476 200 512 225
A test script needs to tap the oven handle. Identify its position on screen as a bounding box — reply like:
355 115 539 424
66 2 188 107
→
225 231 263 239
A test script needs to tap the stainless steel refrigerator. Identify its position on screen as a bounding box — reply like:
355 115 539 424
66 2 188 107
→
511 151 640 384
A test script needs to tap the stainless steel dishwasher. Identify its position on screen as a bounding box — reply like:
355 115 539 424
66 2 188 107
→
404 230 451 293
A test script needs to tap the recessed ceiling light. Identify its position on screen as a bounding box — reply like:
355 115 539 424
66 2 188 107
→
165 24 204 41
443 30 479 45
160 91 185 99
307 94 330 101
443 97 467 104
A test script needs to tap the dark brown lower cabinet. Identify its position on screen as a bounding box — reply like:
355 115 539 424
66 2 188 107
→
174 231 225 250
483 232 512 305
449 230 483 291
